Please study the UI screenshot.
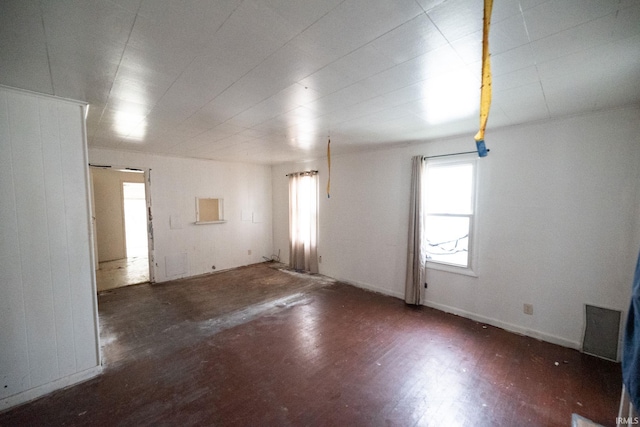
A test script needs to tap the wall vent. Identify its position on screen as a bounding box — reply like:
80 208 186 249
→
582 304 621 361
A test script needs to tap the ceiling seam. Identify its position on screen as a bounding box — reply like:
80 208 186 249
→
517 1 551 120
93 2 144 144
168 3 458 153
37 1 55 96
202 5 438 145
139 0 246 145
166 0 352 152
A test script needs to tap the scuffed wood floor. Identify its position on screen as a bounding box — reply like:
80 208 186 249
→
0 263 621 426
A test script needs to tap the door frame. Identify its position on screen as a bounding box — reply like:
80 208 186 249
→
89 164 155 283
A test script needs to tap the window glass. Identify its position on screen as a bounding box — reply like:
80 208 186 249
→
423 160 476 270
425 216 469 267
425 163 473 214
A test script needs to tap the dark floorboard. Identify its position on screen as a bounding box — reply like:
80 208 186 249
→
0 263 621 426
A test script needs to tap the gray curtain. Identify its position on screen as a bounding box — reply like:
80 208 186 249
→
405 155 425 305
288 172 319 273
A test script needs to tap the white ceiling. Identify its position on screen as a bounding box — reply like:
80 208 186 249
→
1 0 639 164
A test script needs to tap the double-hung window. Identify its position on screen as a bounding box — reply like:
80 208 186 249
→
423 157 477 273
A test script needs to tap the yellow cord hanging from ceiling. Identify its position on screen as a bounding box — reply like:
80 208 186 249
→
326 137 331 198
474 0 493 157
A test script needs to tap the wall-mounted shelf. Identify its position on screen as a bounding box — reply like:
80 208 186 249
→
194 220 227 225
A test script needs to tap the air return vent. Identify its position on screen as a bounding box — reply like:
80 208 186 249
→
582 304 621 361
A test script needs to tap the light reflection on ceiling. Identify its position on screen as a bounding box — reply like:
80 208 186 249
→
0 0 638 164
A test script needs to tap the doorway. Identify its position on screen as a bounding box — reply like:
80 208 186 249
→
123 182 148 257
90 167 153 292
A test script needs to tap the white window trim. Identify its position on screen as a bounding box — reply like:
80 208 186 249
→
423 155 479 277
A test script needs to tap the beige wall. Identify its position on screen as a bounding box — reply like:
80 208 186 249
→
91 168 145 263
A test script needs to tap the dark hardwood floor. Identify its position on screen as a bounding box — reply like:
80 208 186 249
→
0 263 621 426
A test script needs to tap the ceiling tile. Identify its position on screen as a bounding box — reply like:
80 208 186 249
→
110 0 143 13
237 128 272 140
203 0 301 63
613 3 640 40
414 44 468 81
89 133 123 149
409 115 478 142
427 0 482 42
518 0 548 10
253 43 328 87
493 82 550 123
596 71 640 110
226 84 321 128
108 74 169 109
491 0 528 22
523 0 620 41
369 14 449 64
538 38 638 118
42 0 136 47
414 0 447 13
493 66 541 92
198 88 264 126
47 41 122 103
450 32 482 65
535 42 611 82
294 0 423 61
531 11 629 64
306 82 379 115
352 104 415 126
331 45 397 87
326 96 391 125
490 13 531 54
405 68 479 127
118 44 192 88
127 14 203 57
489 44 537 76
250 118 290 135
299 66 353 97
270 109 328 143
178 110 228 132
543 76 601 117
259 0 344 34
362 45 466 98
0 0 53 94
136 0 242 51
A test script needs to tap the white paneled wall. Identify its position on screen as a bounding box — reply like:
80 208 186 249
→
0 86 100 409
88 148 273 283
272 106 640 353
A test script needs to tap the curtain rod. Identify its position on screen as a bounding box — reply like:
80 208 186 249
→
285 170 318 177
425 149 490 159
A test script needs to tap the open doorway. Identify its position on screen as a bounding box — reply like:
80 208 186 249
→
90 166 153 292
123 182 148 257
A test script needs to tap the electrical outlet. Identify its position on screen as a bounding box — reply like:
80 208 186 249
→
248 249 251 256
424 282 428 289
212 265 216 270
523 303 533 315
319 255 322 263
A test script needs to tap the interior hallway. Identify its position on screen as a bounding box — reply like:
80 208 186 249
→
96 256 150 292
0 263 621 426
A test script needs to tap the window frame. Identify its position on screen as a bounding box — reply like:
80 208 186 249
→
423 155 479 277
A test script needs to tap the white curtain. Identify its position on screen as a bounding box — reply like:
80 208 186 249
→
405 156 426 305
289 171 319 273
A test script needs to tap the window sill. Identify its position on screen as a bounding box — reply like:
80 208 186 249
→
426 261 478 278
